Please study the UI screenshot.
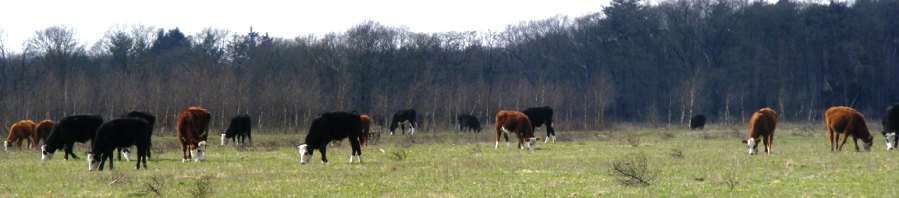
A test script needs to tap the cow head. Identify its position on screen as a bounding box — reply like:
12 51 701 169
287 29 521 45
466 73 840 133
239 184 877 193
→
741 138 759 155
863 136 874 152
3 141 8 151
87 153 98 171
526 137 538 150
221 134 228 146
191 141 208 162
298 144 312 164
883 131 897 150
41 145 53 161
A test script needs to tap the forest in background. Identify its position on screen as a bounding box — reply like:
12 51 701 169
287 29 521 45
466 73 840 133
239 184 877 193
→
0 0 897 134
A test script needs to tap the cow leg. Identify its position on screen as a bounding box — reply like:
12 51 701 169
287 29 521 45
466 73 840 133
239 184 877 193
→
320 147 329 163
504 133 511 148
108 152 115 170
828 129 836 151
853 137 860 152
765 135 773 154
65 142 78 160
495 125 502 149
349 137 362 163
547 121 556 143
838 133 849 151
180 142 189 162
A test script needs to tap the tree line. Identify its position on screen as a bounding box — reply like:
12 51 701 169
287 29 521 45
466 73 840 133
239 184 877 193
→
1 0 897 134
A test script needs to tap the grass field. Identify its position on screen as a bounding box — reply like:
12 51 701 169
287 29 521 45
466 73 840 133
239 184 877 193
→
2 123 898 197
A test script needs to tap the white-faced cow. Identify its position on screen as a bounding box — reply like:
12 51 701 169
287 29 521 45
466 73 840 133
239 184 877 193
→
389 109 416 135
5 120 35 151
690 115 706 130
495 111 538 150
882 103 899 150
119 111 156 161
177 107 211 162
87 117 151 171
221 114 251 146
298 112 363 164
457 114 482 133
826 106 873 152
741 108 777 155
42 115 104 161
523 106 556 143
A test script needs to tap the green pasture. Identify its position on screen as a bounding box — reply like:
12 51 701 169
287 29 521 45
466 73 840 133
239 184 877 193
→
1 123 897 197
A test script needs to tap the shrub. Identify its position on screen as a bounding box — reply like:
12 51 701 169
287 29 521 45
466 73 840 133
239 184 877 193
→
609 153 656 186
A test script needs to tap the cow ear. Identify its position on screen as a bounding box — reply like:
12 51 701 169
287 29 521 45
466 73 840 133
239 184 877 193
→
740 139 747 144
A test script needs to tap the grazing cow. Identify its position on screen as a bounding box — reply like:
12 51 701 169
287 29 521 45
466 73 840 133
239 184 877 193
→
88 117 151 171
689 115 707 130
120 111 157 160
741 108 777 155
457 114 482 133
360 114 372 146
177 107 211 162
221 115 251 146
882 103 899 150
495 111 538 150
389 109 416 135
298 112 363 164
826 106 874 152
5 120 36 151
523 106 556 143
42 115 104 161
32 120 54 148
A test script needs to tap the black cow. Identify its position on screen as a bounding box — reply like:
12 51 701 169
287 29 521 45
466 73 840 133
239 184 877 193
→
88 117 151 171
523 106 556 143
120 111 156 160
882 103 899 150
457 114 482 133
690 115 707 130
41 115 104 161
389 109 417 135
221 115 252 146
298 112 363 164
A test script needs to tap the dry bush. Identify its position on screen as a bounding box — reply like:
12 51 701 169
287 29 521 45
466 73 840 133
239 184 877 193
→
188 174 215 198
132 176 165 196
669 149 684 159
621 134 641 147
609 153 656 186
388 149 408 161
660 132 675 140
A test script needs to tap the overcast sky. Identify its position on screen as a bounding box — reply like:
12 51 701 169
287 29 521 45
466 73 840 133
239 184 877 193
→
0 0 609 52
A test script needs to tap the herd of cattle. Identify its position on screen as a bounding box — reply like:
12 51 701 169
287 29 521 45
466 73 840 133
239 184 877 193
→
4 104 899 169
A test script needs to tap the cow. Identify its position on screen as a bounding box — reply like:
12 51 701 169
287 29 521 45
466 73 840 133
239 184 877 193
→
826 106 874 152
221 114 251 146
298 112 363 164
495 111 538 150
882 103 899 150
177 107 211 162
689 115 706 130
87 117 151 171
741 108 777 155
389 110 417 135
120 111 157 160
457 114 482 133
5 120 35 151
32 120 54 148
523 106 556 143
42 115 104 161
360 114 372 146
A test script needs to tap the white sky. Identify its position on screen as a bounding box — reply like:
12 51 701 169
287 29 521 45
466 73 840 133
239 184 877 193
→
0 0 609 52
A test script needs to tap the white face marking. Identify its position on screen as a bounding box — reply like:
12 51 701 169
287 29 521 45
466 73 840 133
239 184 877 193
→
298 145 310 164
41 145 51 161
527 137 537 150
190 149 201 162
221 134 227 146
87 154 98 171
864 141 873 152
747 138 757 155
885 132 896 150
3 141 8 151
195 141 208 161
122 147 133 161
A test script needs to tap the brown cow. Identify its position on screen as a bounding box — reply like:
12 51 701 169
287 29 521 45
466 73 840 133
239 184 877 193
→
360 114 372 146
495 111 538 150
33 120 54 148
177 107 211 162
741 108 777 155
825 106 873 152
6 120 36 151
